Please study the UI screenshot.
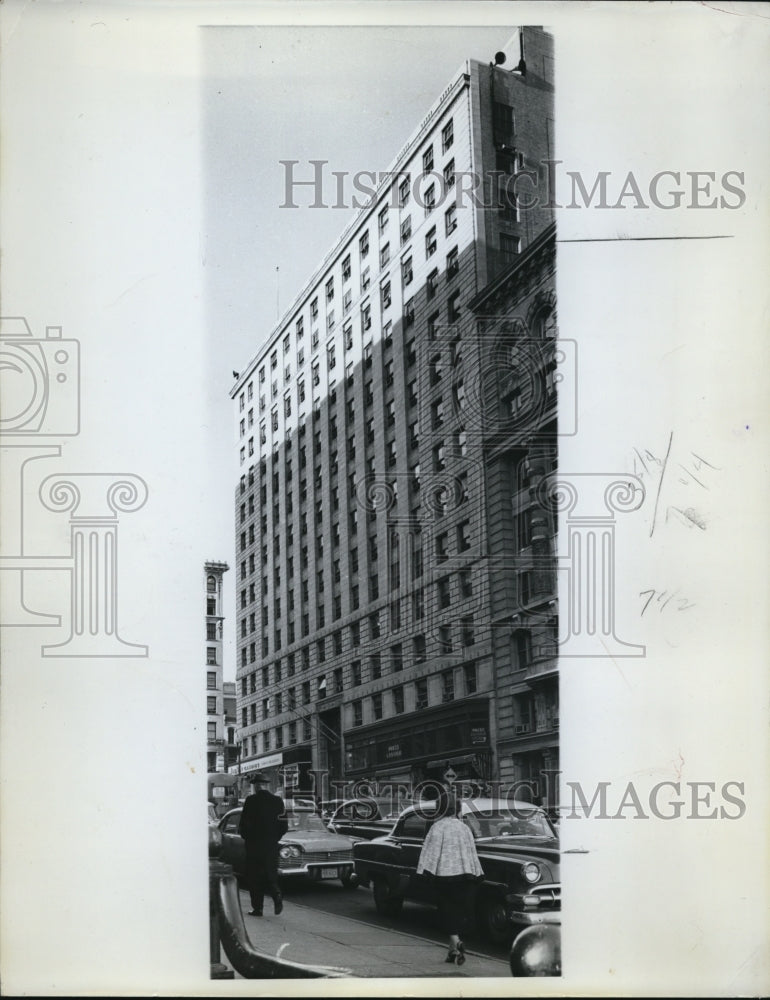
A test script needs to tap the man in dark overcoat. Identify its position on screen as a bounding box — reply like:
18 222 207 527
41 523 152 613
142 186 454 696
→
238 772 288 916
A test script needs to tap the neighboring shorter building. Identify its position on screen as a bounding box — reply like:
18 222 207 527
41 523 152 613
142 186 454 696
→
469 221 559 809
205 560 230 773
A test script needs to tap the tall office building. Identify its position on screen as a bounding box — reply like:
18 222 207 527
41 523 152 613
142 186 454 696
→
231 28 556 803
205 560 230 773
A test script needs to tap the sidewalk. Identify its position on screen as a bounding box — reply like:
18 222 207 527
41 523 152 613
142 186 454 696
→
220 887 511 979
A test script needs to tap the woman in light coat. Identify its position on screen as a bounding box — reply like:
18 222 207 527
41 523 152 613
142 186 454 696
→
416 790 484 965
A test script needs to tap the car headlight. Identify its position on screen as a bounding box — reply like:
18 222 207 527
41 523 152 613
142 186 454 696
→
522 862 541 884
279 845 302 859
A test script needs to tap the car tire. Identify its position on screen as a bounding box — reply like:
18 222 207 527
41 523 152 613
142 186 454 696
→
340 871 358 890
372 876 403 917
476 893 513 945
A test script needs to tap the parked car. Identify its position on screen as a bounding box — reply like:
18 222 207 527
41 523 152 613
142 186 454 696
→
353 798 560 943
326 796 414 841
218 804 358 889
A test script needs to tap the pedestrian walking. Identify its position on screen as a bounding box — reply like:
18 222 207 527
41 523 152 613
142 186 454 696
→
238 772 289 917
416 789 484 966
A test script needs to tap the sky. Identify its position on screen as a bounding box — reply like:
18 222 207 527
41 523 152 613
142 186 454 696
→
201 25 522 678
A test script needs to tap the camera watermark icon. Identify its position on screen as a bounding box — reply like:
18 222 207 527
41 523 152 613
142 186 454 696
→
0 316 149 657
0 317 80 436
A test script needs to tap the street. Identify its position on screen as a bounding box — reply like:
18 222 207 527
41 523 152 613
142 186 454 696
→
220 878 513 979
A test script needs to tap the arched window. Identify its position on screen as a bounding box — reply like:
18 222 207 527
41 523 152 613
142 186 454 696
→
533 307 557 339
207 575 216 593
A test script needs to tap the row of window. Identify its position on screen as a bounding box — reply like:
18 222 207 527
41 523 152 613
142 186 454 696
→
237 117 457 420
237 552 478 658
239 615 478 708
238 277 462 465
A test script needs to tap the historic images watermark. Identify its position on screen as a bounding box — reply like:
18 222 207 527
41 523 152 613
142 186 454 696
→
0 316 149 657
303 771 748 822
280 160 747 212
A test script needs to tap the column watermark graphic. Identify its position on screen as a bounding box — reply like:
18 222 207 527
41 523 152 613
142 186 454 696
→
0 316 149 657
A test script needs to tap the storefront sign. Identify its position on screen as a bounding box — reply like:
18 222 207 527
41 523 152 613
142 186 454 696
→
249 753 283 770
471 727 487 745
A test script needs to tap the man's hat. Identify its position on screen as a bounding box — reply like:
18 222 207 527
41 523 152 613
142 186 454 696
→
249 772 270 785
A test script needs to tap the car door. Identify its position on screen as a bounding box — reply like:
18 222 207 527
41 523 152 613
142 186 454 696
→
390 812 434 902
219 810 246 875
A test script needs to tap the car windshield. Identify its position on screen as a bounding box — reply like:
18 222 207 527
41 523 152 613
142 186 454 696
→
463 809 554 840
285 810 331 834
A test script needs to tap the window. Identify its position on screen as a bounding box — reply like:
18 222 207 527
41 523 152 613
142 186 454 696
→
438 576 451 609
296 316 304 338
427 269 438 300
455 427 467 458
378 206 389 234
359 231 369 257
448 291 461 323
460 568 473 598
415 678 428 711
391 642 403 672
361 302 371 331
413 633 426 663
207 671 216 689
422 145 434 172
334 667 343 694
369 611 381 639
441 669 455 702
302 680 311 704
404 299 415 328
441 119 454 152
207 695 217 714
443 158 455 188
401 255 413 287
425 226 437 258
461 614 475 647
352 659 362 686
435 531 449 563
514 629 532 669
381 280 391 309
501 233 521 258
327 341 336 370
439 624 452 654
379 242 390 270
343 289 352 314
400 216 411 245
207 721 217 740
327 308 335 330
424 184 436 215
352 700 363 727
398 176 410 208
393 685 405 714
361 267 370 292
207 647 217 666
446 246 459 279
372 692 383 720
457 520 471 552
445 204 457 236
433 442 446 472
342 254 351 281
493 101 515 136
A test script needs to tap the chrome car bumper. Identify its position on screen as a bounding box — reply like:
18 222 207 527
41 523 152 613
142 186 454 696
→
508 883 561 927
